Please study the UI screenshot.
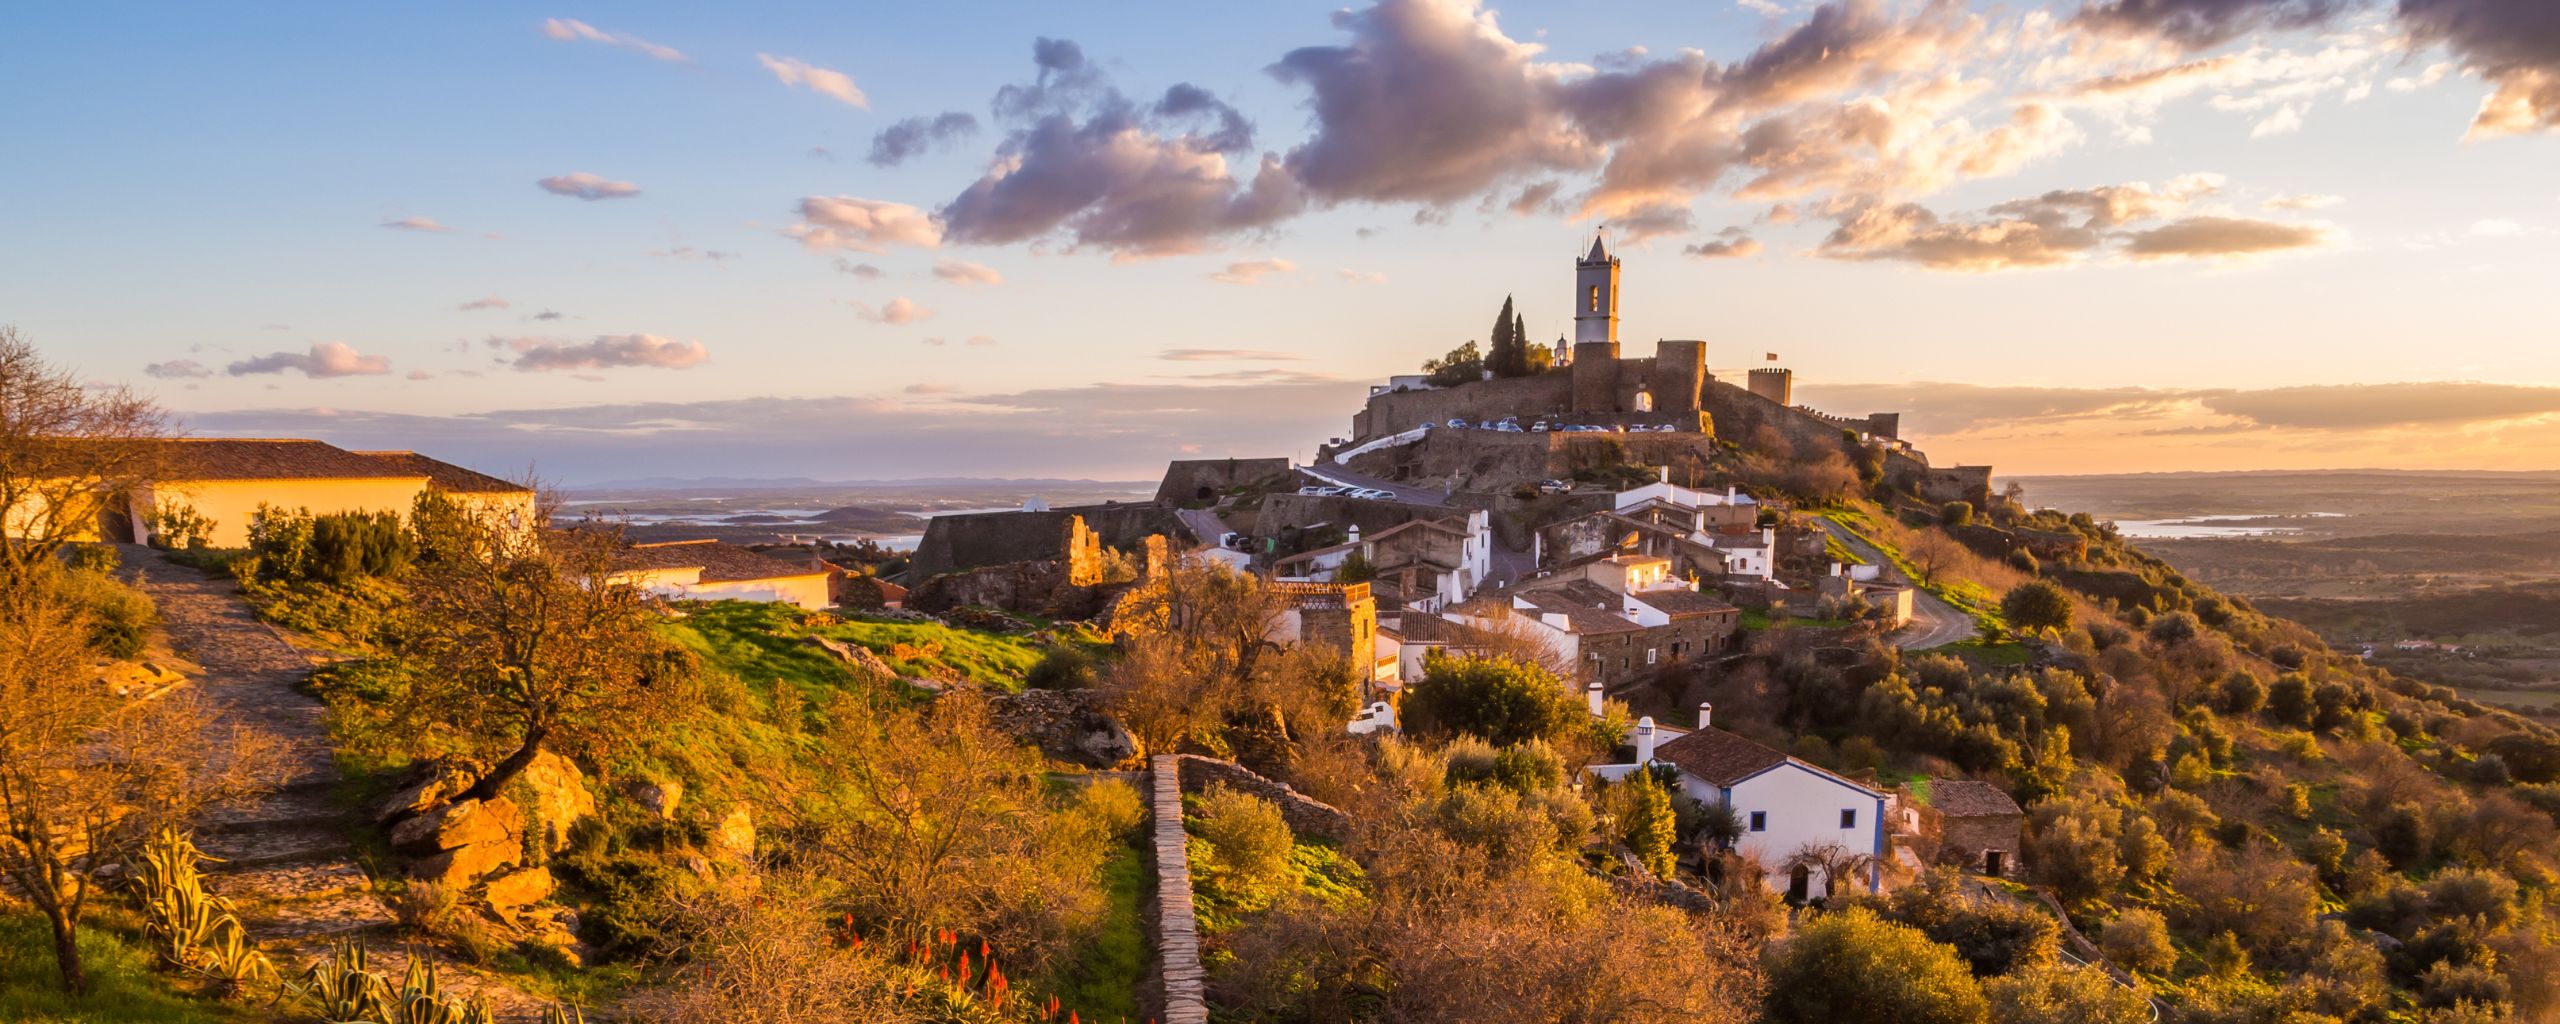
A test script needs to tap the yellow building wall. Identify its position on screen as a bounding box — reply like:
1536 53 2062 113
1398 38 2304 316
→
136 477 429 548
609 567 832 610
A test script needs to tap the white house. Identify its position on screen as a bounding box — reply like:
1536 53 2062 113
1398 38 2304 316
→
1273 512 1494 613
1592 704 1886 899
609 539 835 610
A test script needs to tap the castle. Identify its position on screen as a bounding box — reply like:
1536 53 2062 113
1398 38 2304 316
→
1564 234 1710 420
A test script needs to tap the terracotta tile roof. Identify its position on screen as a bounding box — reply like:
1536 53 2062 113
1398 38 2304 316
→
1650 728 1791 788
145 438 423 482
1630 588 1739 618
1515 585 1643 635
352 451 531 494
1929 779 2022 818
616 540 826 583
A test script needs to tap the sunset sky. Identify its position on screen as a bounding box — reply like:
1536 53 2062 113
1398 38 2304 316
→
4 1 2556 483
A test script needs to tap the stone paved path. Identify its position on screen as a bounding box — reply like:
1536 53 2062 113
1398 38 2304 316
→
120 549 549 1019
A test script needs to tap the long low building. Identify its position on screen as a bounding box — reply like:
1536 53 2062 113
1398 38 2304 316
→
109 438 534 548
609 539 834 610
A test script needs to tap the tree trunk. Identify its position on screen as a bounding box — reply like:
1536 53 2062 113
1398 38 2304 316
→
456 726 548 804
47 906 86 995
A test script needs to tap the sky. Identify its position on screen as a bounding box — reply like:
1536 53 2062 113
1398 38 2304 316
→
3 0 2557 484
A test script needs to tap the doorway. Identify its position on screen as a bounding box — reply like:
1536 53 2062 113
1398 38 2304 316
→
1787 864 1811 903
1984 850 2006 878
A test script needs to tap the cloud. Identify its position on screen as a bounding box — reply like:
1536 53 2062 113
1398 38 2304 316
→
536 172 641 201
935 38 1305 256
834 259 884 279
1159 349 1305 362
2470 218 2524 236
2119 215 2329 258
932 259 1004 286
904 383 960 395
2068 0 2354 52
1609 204 1695 241
1337 267 1389 284
406 370 435 381
2198 381 2560 429
2394 0 2560 137
541 18 689 63
490 334 708 372
382 216 452 233
854 297 934 325
869 112 980 166
457 296 511 311
227 342 393 378
966 335 998 346
757 54 868 108
181 376 1367 483
783 196 944 252
2249 102 2304 137
531 310 565 321
2263 192 2343 210
1209 258 1296 284
1683 236 1763 258
1820 201 2102 270
648 246 734 264
144 359 214 380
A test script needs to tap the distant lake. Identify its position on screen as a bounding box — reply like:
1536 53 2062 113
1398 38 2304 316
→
2113 512 2344 539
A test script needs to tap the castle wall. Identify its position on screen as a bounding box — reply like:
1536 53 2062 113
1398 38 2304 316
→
1154 457 1291 506
1650 341 1709 414
1352 373 1575 439
1571 342 1621 413
907 503 1178 579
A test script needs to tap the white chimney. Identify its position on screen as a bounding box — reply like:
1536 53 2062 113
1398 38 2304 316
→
1831 562 1842 577
1636 716 1657 764
1347 524 1361 544
1587 680 1605 716
1726 485 1737 503
1698 702 1714 730
1658 465 1670 483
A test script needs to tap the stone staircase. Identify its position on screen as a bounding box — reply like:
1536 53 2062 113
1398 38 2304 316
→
120 551 552 1017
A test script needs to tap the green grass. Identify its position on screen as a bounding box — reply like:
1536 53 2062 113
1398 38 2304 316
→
0 912 249 1024
1945 639 2035 666
1050 844 1148 1024
2456 686 2560 709
666 600 1073 694
1821 511 2011 638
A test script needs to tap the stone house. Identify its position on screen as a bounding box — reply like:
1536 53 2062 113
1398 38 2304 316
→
1273 514 1490 613
1454 554 1740 687
1915 779 2024 877
1266 580 1382 682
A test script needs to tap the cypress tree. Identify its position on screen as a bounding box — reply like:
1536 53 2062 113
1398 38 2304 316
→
1489 295 1520 377
1514 311 1529 371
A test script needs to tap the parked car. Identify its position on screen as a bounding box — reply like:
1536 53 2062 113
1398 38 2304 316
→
1350 487 1393 500
1446 418 1469 429
1537 479 1570 494
1530 420 1551 431
1494 422 1524 433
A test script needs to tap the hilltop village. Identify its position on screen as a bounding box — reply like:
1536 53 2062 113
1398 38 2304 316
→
14 240 2560 1024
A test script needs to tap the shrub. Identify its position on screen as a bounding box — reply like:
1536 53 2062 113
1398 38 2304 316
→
1402 654 1589 749
1191 785 1293 908
2001 581 2073 635
1940 502 1976 528
1985 962 2154 1024
1025 646 1098 690
2145 611 2200 646
1621 768 1677 879
1765 907 1987 1024
1881 869 2060 978
63 568 155 660
1073 779 1147 840
2098 908 2175 974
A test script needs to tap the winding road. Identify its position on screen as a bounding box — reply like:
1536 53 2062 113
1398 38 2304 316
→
1813 519 1980 651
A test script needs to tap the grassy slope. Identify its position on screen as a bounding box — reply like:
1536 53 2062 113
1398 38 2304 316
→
0 913 253 1024
1050 844 1149 1024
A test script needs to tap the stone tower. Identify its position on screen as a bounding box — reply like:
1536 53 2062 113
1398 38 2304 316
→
1571 231 1622 413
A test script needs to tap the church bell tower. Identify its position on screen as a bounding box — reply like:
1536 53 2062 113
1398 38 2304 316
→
1573 230 1620 348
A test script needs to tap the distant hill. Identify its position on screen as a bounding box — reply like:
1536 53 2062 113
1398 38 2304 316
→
568 475 1154 492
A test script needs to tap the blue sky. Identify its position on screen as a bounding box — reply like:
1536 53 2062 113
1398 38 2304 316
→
4 1 2557 482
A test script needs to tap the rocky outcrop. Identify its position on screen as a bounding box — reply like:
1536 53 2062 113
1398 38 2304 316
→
623 777 683 820
801 634 897 680
517 751 595 854
988 688 1139 768
395 797 526 889
713 806 756 863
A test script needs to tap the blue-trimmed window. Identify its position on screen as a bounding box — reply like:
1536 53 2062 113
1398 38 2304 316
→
1840 808 1858 828
1748 811 1767 832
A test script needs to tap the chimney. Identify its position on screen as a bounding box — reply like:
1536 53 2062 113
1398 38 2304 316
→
1347 523 1361 544
1658 465 1670 483
1698 702 1714 730
1636 716 1657 764
1831 561 1842 577
1587 680 1605 716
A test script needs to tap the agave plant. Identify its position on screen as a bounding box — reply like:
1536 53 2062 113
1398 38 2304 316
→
193 914 275 1000
380 946 498 1024
286 938 393 1024
133 826 234 970
537 1004 587 1024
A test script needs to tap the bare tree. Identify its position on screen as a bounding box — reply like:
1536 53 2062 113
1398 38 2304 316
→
0 326 166 569
402 495 687 803
0 565 276 992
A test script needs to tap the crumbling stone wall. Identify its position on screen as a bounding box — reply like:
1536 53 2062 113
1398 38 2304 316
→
907 504 1178 579
1351 374 1574 438
1174 754 1353 843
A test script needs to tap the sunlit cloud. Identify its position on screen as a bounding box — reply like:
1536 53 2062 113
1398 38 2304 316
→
489 334 708 372
228 342 393 378
757 53 868 108
536 172 641 201
540 18 689 63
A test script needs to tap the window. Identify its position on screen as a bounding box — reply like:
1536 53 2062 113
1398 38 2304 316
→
1588 285 1600 311
1646 647 1657 665
1840 808 1858 829
1748 811 1767 832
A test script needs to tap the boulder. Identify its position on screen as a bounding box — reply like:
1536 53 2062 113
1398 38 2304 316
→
801 634 897 680
622 778 683 820
988 689 1139 768
483 866 556 917
713 806 756 862
374 762 477 825
408 837 519 889
517 751 596 853
389 797 523 853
